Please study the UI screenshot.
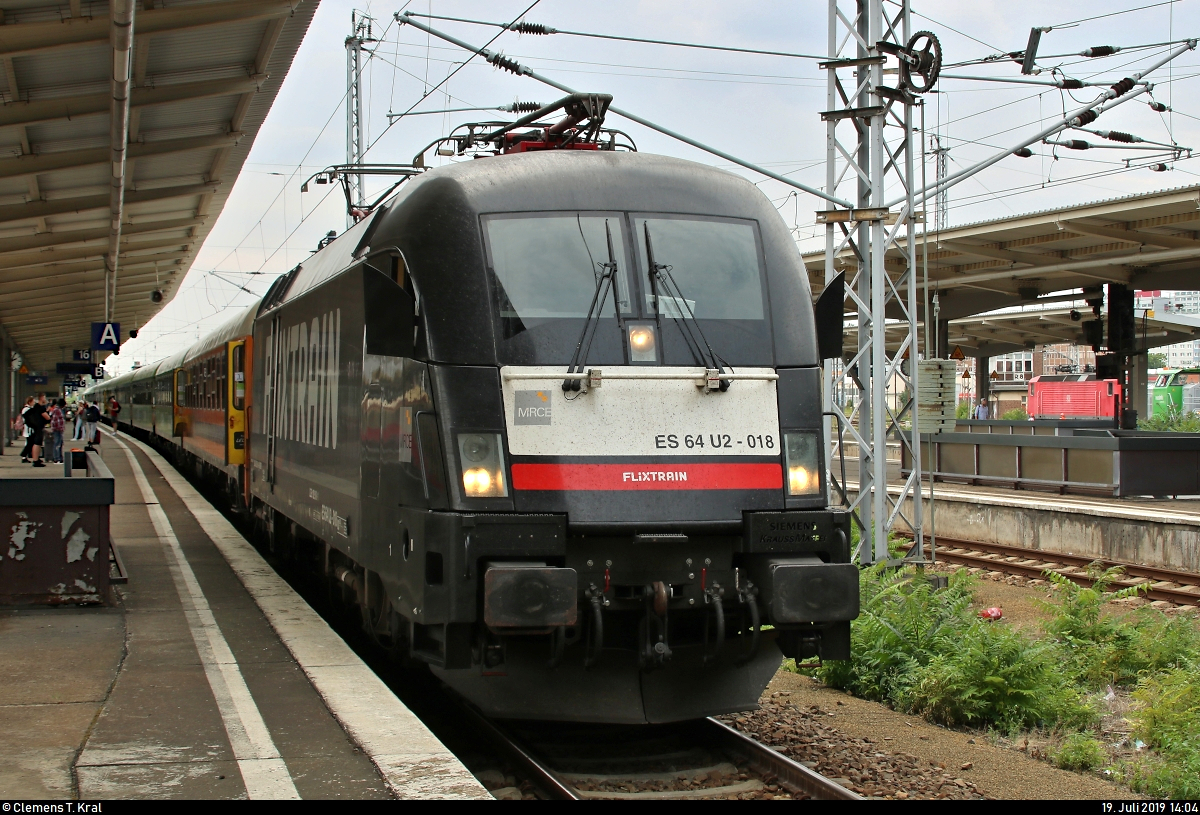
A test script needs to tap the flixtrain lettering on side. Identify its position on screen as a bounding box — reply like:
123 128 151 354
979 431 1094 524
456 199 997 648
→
266 309 341 448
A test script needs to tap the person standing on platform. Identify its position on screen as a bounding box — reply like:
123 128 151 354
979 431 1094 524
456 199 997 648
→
72 401 86 440
25 393 50 467
48 399 65 464
974 401 990 420
84 401 101 452
17 396 33 461
108 395 121 429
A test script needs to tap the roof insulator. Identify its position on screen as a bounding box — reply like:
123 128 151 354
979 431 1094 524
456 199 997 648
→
1080 46 1120 57
1100 130 1136 143
508 21 556 35
499 101 544 113
1150 101 1171 112
1058 79 1084 90
1150 163 1169 172
486 52 526 75
1063 139 1090 150
1013 147 1034 158
1109 77 1135 97
1073 110 1099 127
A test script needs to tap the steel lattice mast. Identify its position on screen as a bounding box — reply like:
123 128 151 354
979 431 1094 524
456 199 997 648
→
823 0 924 565
345 11 374 228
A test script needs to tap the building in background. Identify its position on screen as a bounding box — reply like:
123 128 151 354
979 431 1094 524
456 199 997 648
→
1138 291 1200 368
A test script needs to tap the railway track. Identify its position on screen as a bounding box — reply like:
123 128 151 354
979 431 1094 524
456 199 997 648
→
457 702 861 800
911 537 1200 607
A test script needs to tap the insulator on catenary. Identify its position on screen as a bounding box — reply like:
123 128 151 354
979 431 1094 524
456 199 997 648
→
1150 163 1169 172
1014 147 1034 158
1062 139 1090 150
1110 77 1135 97
487 52 525 74
507 21 556 35
1058 79 1084 90
1097 130 1137 143
1081 45 1120 57
1073 110 1098 127
498 101 543 113
1150 101 1171 112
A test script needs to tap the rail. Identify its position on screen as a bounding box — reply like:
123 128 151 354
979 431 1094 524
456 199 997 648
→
459 704 860 800
906 535 1200 606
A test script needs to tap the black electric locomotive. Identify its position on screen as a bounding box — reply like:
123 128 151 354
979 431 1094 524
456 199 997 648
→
243 138 858 723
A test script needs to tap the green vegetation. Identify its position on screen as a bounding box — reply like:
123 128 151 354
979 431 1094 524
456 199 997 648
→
1147 352 1167 369
1038 566 1149 687
798 563 1200 797
1138 410 1200 432
814 567 1093 730
1000 407 1029 421
956 400 971 419
1128 665 1200 798
1052 733 1107 771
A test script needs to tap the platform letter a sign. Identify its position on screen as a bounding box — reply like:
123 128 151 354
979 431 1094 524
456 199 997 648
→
92 322 120 351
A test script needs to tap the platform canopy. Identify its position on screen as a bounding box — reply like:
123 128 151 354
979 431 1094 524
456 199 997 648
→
804 185 1200 323
0 0 317 374
947 305 1200 359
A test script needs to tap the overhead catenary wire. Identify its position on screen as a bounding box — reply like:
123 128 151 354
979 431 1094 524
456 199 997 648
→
1049 1 1182 30
378 38 823 85
402 12 826 60
363 0 545 160
396 13 852 208
206 9 406 276
892 39 1198 209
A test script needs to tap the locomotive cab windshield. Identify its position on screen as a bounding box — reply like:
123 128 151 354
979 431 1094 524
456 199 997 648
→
483 212 771 368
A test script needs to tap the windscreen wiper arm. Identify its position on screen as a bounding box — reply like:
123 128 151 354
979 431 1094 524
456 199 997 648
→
564 220 623 391
643 223 728 383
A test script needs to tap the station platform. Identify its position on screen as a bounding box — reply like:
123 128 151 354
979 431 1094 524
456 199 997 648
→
0 430 488 800
855 476 1200 575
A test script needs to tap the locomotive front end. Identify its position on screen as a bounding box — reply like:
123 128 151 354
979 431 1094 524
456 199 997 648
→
400 165 858 722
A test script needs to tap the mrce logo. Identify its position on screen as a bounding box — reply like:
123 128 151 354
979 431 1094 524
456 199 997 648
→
514 391 552 425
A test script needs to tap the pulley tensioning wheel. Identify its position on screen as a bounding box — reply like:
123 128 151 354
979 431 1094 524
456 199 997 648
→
901 30 942 93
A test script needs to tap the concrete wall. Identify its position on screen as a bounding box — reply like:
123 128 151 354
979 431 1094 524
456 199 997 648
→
852 486 1200 574
902 492 1200 575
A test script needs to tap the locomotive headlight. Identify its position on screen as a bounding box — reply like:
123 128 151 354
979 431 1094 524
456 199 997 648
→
458 432 508 498
783 431 821 496
627 324 657 363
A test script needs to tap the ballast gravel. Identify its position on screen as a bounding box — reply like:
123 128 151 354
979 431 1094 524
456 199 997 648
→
720 694 986 800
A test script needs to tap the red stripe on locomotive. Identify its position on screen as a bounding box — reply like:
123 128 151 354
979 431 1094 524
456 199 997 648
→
510 462 783 491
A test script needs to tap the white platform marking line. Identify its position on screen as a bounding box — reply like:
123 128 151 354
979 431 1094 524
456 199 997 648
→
113 437 301 800
115 431 490 800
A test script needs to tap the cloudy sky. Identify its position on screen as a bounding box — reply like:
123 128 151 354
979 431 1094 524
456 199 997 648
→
106 0 1200 373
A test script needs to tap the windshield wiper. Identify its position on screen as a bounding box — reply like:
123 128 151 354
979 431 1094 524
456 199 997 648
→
564 219 624 392
643 223 729 383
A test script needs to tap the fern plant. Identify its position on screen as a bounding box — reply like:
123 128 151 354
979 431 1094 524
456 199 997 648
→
1129 662 1200 799
1039 563 1150 687
901 620 1095 730
818 565 976 702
